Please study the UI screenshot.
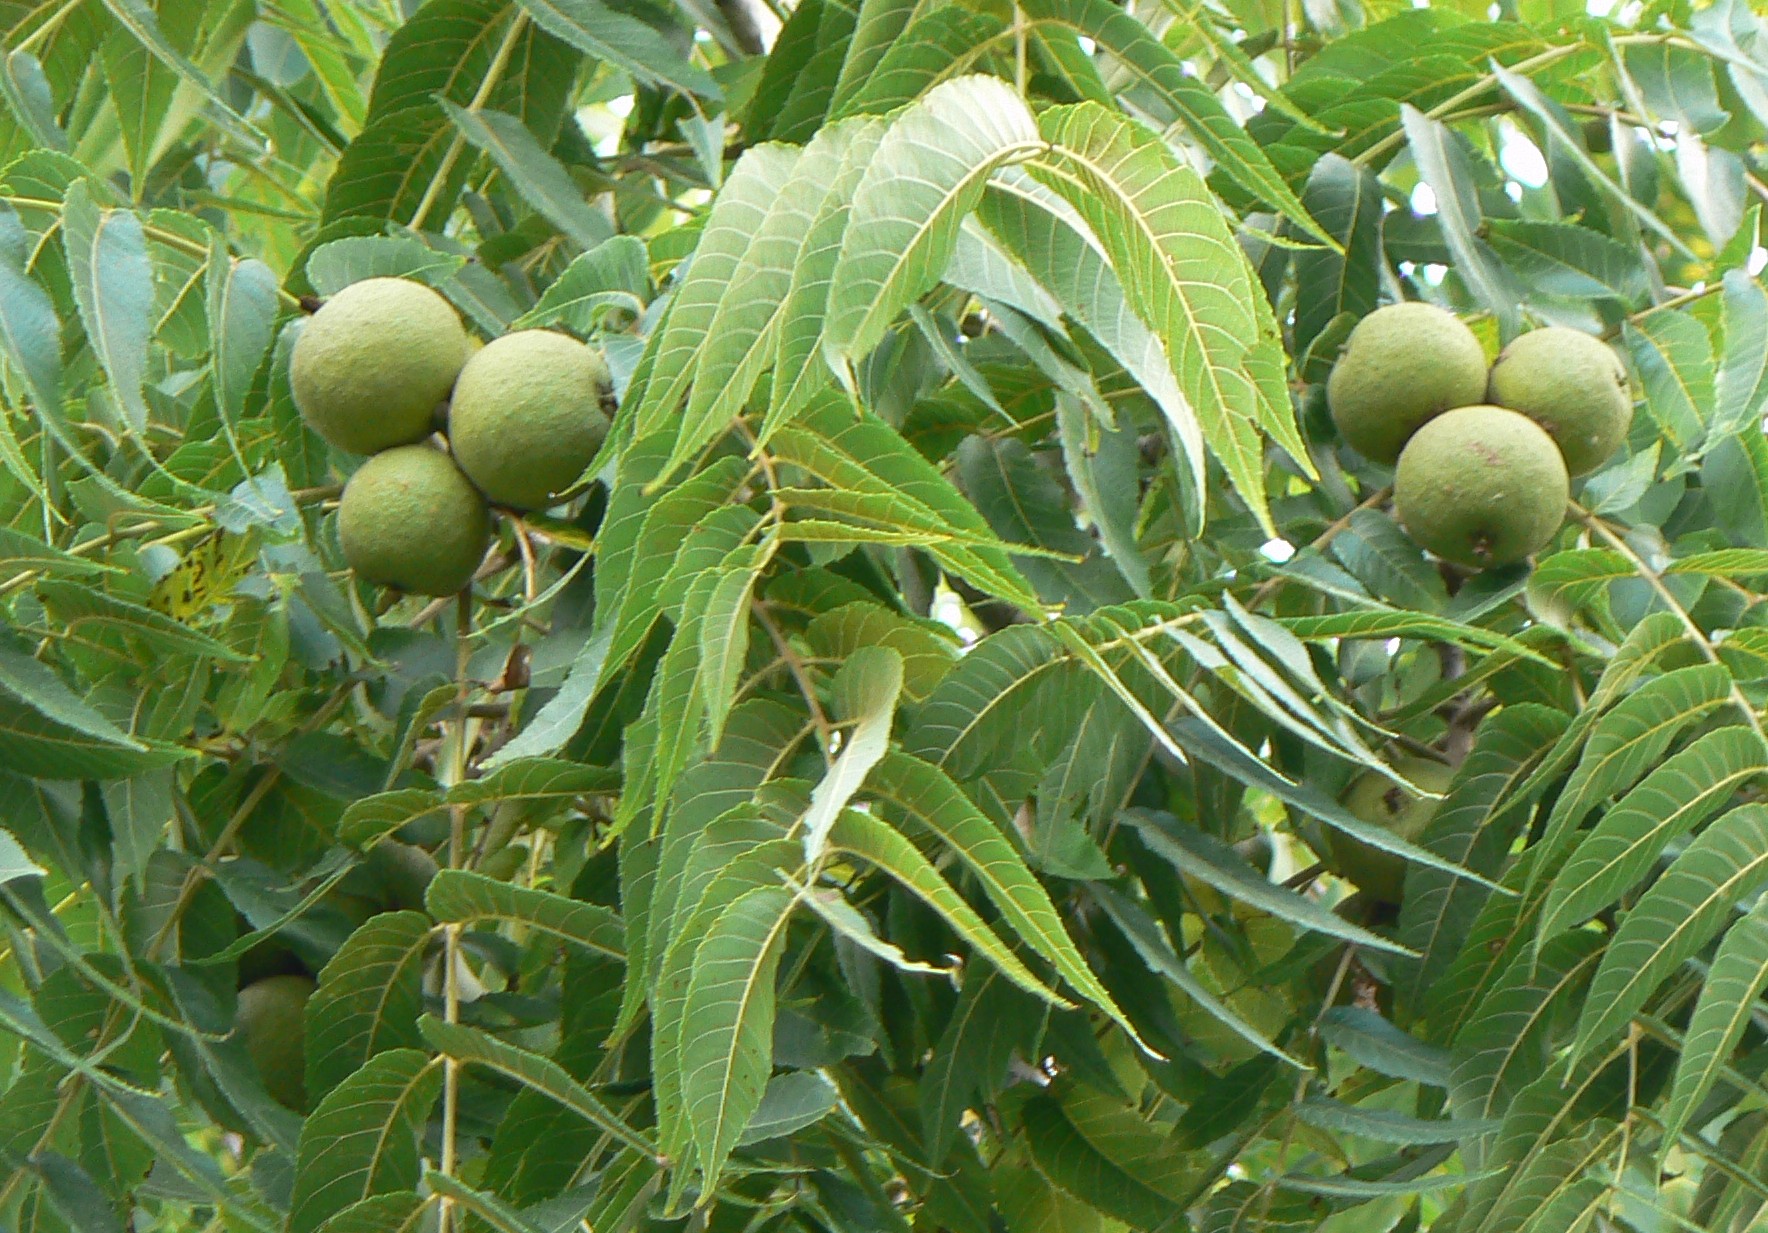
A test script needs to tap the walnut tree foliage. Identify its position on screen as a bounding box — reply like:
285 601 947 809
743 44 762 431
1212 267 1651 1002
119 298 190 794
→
2 0 1768 1230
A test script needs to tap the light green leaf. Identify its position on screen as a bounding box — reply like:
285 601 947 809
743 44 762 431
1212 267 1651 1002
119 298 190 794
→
958 435 1135 613
1018 0 1334 247
764 118 887 437
1030 102 1302 533
594 452 750 679
790 875 952 977
511 235 649 332
826 5 1004 120
304 236 465 296
646 570 721 816
447 758 619 811
803 600 958 700
338 788 446 849
1665 549 1768 578
1400 103 1520 336
1711 268 1768 441
823 74 1043 368
802 645 904 859
632 147 803 437
1526 548 1634 614
672 120 865 472
0 828 44 884
99 0 264 150
769 401 1041 608
207 253 280 426
2 50 66 153
481 624 615 769
1493 60 1696 261
1056 394 1153 602
101 770 172 891
0 252 62 494
651 826 801 1167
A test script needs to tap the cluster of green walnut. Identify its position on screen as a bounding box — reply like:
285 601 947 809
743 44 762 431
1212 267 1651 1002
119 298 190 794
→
292 277 614 596
1328 302 1632 568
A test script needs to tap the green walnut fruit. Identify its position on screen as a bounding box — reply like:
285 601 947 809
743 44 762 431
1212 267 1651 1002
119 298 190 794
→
448 330 613 510
1486 326 1631 476
338 445 491 596
1327 302 1489 464
367 841 439 912
236 974 315 1111
1328 758 1455 904
290 278 470 455
1394 405 1569 569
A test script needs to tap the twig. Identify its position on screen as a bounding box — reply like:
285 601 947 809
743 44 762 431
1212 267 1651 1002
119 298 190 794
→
439 592 474 1233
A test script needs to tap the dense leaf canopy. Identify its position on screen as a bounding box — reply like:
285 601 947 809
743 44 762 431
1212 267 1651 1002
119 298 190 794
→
1 0 1767 1230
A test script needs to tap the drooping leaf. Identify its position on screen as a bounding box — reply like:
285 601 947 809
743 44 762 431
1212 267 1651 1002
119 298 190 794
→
287 1049 444 1233
1539 725 1768 941
824 808 1065 1004
678 885 796 1190
823 75 1043 368
441 104 613 251
515 0 721 98
631 147 803 436
1523 663 1736 900
865 752 1144 1045
1573 803 1768 1058
61 181 154 435
1031 102 1308 532
419 1017 656 1160
801 645 903 859
1625 309 1713 452
424 870 623 959
305 911 430 1104
1659 895 1768 1155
